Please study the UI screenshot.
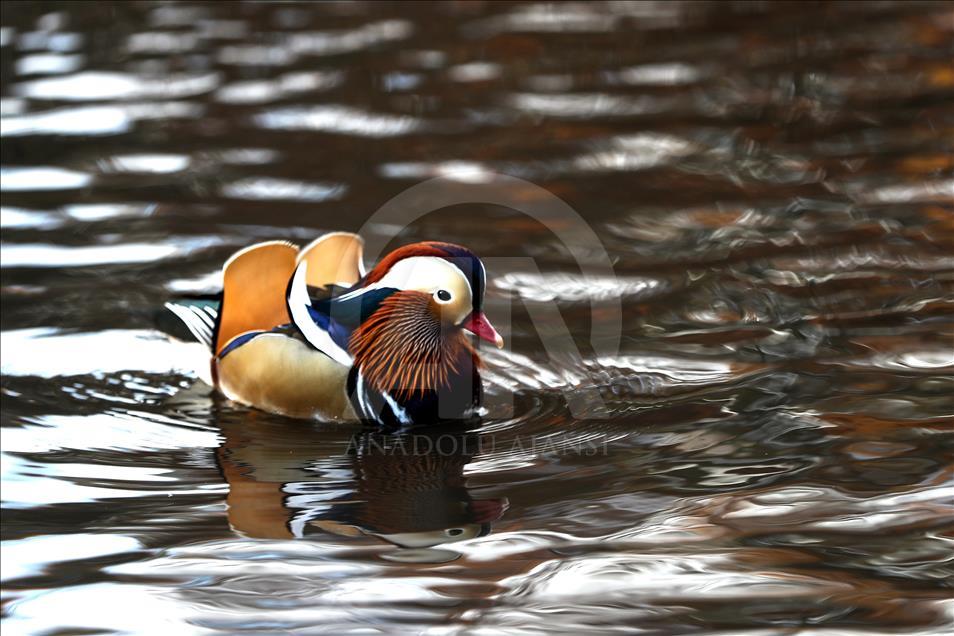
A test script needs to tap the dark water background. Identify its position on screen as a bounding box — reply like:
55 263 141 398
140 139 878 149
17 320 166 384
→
2 1 953 633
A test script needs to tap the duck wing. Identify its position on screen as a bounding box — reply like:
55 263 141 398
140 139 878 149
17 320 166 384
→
163 239 297 354
216 241 299 355
164 233 365 354
296 231 365 288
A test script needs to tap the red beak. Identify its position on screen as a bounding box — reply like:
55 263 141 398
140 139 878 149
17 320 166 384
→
462 311 504 348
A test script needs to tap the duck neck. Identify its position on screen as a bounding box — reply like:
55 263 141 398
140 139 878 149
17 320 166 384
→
348 292 479 424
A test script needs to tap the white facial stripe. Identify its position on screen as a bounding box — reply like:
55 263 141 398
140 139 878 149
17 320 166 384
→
375 256 473 325
288 262 353 367
377 256 472 297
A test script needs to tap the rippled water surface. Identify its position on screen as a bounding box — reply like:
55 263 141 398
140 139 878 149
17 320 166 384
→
2 1 953 633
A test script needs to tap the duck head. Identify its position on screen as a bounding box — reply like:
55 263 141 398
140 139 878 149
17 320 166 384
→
358 241 503 346
287 241 503 427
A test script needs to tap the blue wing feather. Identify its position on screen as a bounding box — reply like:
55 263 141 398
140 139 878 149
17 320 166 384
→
300 286 398 351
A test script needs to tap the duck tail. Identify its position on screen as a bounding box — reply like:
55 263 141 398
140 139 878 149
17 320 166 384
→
162 294 221 350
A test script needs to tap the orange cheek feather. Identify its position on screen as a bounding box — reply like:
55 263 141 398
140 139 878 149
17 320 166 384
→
349 292 478 400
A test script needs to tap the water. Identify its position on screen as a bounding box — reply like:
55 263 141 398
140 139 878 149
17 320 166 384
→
2 1 953 633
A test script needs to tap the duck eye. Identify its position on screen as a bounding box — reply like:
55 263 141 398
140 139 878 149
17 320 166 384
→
435 289 452 302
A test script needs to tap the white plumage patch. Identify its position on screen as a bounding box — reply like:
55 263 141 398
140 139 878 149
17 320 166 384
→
287 261 353 367
355 370 373 419
377 256 472 296
380 390 412 426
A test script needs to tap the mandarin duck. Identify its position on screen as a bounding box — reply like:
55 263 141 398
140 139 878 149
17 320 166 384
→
166 232 503 426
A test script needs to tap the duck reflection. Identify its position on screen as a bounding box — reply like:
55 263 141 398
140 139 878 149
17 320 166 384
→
215 418 507 558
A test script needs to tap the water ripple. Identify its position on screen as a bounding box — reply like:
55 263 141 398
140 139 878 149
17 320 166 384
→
2 2 951 634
